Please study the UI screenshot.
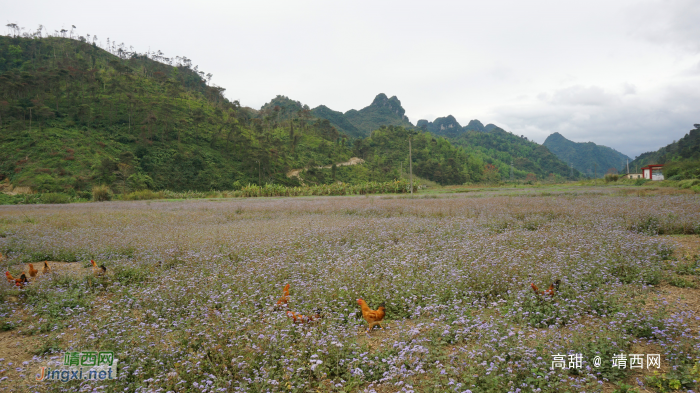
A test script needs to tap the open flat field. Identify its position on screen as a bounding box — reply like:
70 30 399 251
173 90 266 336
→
1 187 700 392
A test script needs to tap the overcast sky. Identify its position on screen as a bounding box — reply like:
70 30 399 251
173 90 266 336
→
4 0 700 157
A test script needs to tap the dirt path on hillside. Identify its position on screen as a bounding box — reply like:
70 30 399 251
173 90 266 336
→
286 157 365 185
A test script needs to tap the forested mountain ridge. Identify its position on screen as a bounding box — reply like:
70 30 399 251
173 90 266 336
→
416 116 499 137
627 124 700 179
451 127 581 181
543 132 630 178
309 93 413 138
0 31 584 194
414 115 581 181
0 35 354 192
0 34 490 192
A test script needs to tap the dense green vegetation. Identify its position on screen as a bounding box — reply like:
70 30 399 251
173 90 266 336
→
543 132 630 178
310 93 414 139
453 127 581 181
628 124 700 180
310 104 362 138
350 125 479 185
417 116 496 137
415 116 581 181
0 35 358 193
0 33 587 198
300 124 582 186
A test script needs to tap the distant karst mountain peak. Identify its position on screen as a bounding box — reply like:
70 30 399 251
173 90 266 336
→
543 132 631 177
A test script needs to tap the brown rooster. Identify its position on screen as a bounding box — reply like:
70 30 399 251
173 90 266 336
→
530 279 561 297
276 283 290 308
15 273 28 287
357 299 386 333
286 309 323 324
91 260 106 276
27 263 38 278
5 272 28 287
41 261 50 274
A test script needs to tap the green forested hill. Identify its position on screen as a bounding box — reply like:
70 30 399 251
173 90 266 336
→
416 115 464 138
258 93 414 139
348 126 482 185
543 132 630 178
342 94 414 136
452 127 580 181
628 124 700 179
0 33 586 194
416 116 581 181
309 104 361 137
416 116 495 137
310 93 414 138
0 35 354 192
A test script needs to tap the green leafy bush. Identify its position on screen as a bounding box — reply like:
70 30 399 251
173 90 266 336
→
92 185 113 201
39 193 71 204
121 189 164 200
604 174 619 182
679 179 700 189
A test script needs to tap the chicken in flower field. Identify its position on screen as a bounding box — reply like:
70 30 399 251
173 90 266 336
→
276 283 290 309
530 279 561 297
91 260 107 277
27 263 38 278
357 299 386 333
5 271 28 287
286 309 323 324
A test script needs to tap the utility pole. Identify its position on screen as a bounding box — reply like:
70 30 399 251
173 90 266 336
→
627 159 630 175
256 160 261 186
594 163 598 182
570 162 573 179
510 160 514 182
409 136 413 196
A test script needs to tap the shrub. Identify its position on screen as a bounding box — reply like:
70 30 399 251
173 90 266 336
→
38 193 71 204
92 185 113 201
604 174 619 183
679 179 700 189
121 189 164 201
634 179 648 186
126 172 154 191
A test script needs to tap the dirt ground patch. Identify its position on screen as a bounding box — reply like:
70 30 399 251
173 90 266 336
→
6 261 88 280
0 329 45 392
664 234 700 258
286 157 365 184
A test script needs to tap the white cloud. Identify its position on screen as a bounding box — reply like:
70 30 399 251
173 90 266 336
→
493 80 700 157
548 86 618 107
621 83 637 96
627 0 700 53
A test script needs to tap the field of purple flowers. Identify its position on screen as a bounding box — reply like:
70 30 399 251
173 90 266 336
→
1 190 700 392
